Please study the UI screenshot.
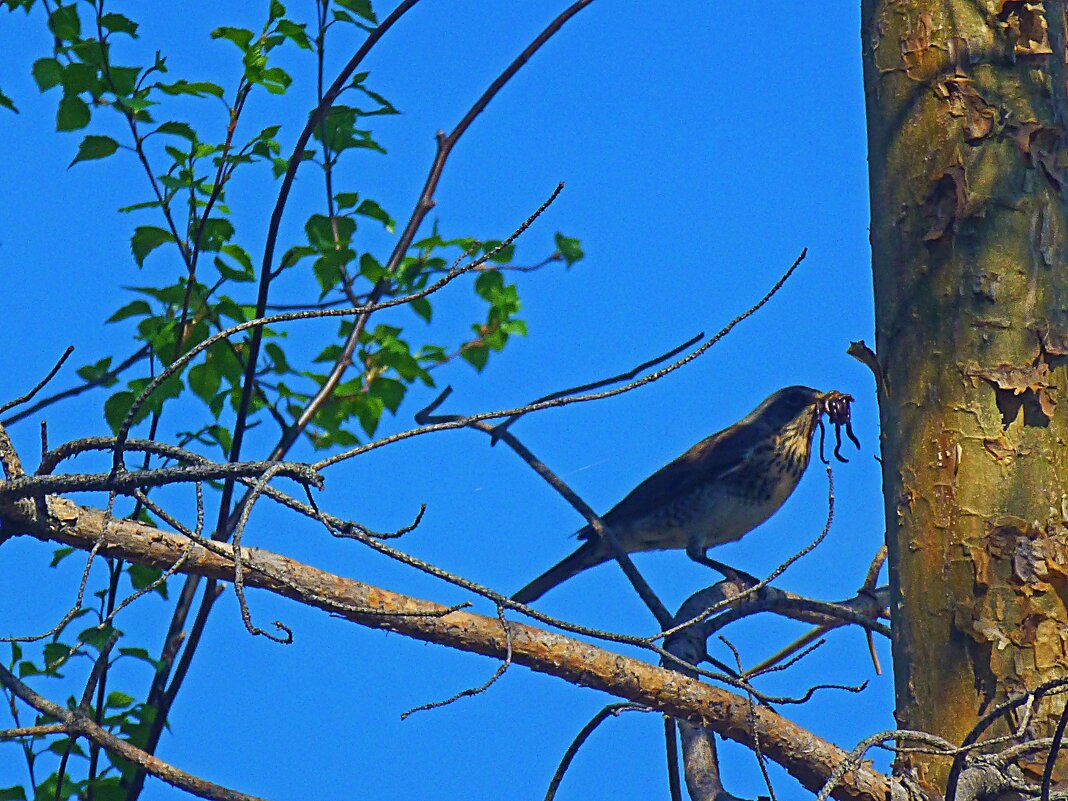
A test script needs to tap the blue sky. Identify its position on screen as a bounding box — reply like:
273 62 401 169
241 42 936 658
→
0 2 891 798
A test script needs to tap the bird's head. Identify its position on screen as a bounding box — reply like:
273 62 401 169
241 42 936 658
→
753 386 860 463
754 386 826 434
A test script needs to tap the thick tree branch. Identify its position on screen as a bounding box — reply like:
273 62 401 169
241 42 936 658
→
0 494 891 801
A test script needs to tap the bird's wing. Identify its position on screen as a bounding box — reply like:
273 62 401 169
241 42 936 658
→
579 420 766 537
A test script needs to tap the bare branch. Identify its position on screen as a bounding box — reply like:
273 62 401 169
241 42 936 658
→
0 345 74 416
0 662 268 801
317 248 808 473
488 330 704 443
400 604 513 720
665 715 684 801
2 494 892 801
545 703 653 801
0 723 65 740
413 396 671 626
1 345 151 428
0 461 322 500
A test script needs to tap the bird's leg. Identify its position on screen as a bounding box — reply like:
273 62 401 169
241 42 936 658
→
685 543 759 586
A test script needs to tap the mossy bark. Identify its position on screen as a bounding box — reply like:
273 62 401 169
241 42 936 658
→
861 0 1068 792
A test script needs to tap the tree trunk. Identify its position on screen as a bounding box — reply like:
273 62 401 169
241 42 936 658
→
862 0 1068 792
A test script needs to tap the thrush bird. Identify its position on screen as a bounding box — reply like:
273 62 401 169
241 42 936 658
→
512 385 832 604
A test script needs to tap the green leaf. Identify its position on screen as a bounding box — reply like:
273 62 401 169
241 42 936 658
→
354 198 394 232
106 300 151 323
0 785 27 801
256 66 292 95
117 646 160 670
461 344 490 372
60 61 98 94
335 192 359 210
313 105 369 153
305 214 355 250
503 319 528 336
104 390 135 433
108 65 141 97
211 26 254 51
482 240 515 264
47 3 80 40
207 423 233 452
100 11 138 36
279 245 316 269
269 0 285 20
78 624 118 651
117 199 162 214
265 342 290 374
56 93 90 131
216 245 251 278
213 255 253 283
276 19 311 49
188 361 221 404
106 691 135 709
191 217 235 252
359 252 384 282
127 563 167 595
348 76 399 115
352 394 384 436
368 376 406 413
0 88 15 113
410 297 432 322
128 373 184 417
153 120 196 141
43 641 73 668
69 134 119 166
474 270 504 301
75 356 116 386
49 546 75 567
82 778 124 801
130 226 175 267
47 738 87 757
336 0 376 23
32 57 63 91
155 79 224 98
313 256 342 295
554 233 584 266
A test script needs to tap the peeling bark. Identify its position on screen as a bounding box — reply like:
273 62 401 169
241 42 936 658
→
862 0 1068 791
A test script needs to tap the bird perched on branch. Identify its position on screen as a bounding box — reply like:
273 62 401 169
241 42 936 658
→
513 386 845 604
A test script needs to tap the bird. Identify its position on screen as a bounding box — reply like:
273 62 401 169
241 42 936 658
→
512 385 830 604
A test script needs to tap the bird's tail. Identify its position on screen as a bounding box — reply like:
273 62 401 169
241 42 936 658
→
512 538 608 604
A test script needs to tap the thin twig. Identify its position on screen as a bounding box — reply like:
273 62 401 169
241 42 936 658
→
724 636 778 801
544 703 653 801
0 723 65 740
0 661 268 801
1 460 323 500
411 397 671 627
1041 699 1068 801
232 463 294 643
316 249 808 473
111 184 563 474
489 330 704 442
0 345 74 416
665 714 684 801
2 345 151 427
399 604 513 719
648 463 836 644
